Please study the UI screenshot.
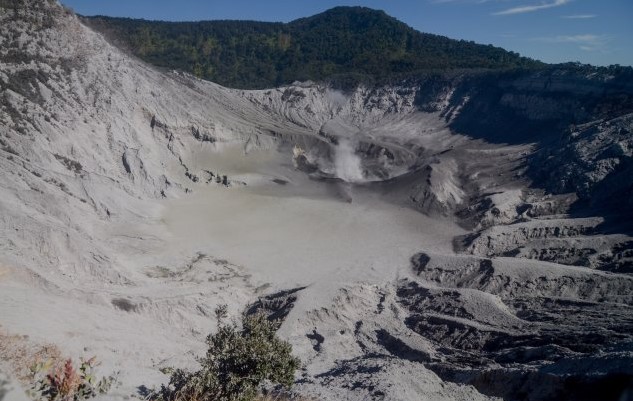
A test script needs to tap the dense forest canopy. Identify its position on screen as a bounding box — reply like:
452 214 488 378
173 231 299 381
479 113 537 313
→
84 6 545 89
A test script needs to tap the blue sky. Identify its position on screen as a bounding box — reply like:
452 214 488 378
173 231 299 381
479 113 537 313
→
60 0 633 66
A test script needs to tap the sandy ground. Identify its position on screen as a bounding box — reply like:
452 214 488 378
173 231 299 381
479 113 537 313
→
138 145 466 320
164 180 460 289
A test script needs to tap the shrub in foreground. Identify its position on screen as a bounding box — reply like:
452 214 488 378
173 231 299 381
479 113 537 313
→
29 357 116 401
152 308 300 401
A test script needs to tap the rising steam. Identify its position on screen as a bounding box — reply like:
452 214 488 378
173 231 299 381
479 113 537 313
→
334 140 364 183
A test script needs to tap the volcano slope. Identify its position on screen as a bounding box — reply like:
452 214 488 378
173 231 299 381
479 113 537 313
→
1 1 633 401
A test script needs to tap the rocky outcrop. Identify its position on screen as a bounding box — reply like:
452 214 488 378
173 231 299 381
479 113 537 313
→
399 254 633 400
246 287 306 323
461 218 600 256
529 114 633 217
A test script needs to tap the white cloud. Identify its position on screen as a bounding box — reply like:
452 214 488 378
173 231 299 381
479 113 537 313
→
562 14 597 19
493 0 571 15
532 34 612 51
430 0 513 4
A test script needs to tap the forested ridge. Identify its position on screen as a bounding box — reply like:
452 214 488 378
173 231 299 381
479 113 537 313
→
84 6 544 89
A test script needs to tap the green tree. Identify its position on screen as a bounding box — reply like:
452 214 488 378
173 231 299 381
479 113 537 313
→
84 7 545 89
152 309 300 401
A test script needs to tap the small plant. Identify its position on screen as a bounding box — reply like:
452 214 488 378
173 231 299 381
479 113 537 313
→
29 357 117 401
152 306 300 401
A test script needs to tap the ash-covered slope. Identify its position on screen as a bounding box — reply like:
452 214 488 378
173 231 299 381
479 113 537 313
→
405 69 633 273
1 0 263 281
1 1 633 401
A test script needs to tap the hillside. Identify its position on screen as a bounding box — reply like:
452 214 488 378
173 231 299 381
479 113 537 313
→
84 6 542 89
1 1 633 400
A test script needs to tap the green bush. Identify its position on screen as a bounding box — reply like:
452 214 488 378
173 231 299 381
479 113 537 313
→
152 307 300 401
28 357 117 401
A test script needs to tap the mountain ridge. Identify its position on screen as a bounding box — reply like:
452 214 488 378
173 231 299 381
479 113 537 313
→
83 6 543 89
